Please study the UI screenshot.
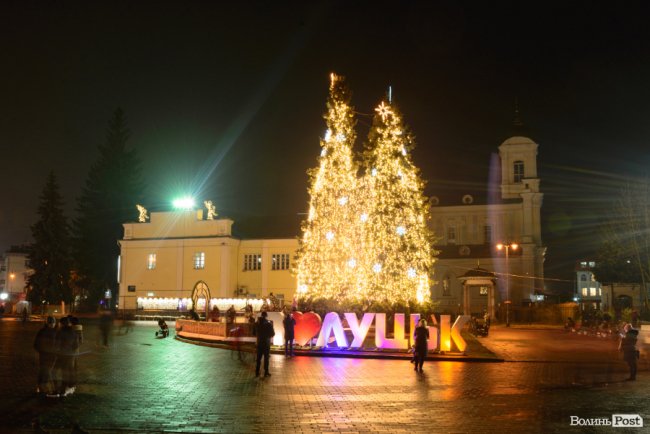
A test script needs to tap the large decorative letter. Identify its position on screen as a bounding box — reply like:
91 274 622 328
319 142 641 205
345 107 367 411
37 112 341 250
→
265 311 285 346
374 313 408 349
409 314 438 351
316 312 348 348
344 313 375 348
450 315 471 352
439 315 451 352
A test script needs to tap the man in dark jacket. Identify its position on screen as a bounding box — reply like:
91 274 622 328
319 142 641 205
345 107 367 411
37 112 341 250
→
283 312 296 358
254 311 275 377
33 316 58 395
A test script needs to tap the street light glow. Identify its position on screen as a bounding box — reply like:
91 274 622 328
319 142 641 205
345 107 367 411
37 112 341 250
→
173 197 195 209
497 241 518 328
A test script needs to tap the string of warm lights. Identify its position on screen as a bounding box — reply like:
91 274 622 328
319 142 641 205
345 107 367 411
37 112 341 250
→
295 73 362 302
295 74 436 306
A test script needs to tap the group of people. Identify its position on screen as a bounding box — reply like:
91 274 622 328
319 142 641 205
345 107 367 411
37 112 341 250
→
252 308 297 377
33 315 83 397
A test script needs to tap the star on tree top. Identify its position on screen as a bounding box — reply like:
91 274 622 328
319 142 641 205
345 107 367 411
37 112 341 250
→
375 101 392 122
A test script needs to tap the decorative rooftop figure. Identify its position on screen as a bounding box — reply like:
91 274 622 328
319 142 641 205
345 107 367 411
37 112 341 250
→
136 204 149 223
204 200 217 220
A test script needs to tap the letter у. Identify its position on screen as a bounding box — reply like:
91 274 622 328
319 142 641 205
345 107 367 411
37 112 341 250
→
344 313 375 347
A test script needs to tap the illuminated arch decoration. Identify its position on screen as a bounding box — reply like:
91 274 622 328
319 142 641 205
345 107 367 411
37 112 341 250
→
191 280 212 319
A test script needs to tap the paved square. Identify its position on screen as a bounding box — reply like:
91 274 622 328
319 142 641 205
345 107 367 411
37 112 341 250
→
1 320 648 433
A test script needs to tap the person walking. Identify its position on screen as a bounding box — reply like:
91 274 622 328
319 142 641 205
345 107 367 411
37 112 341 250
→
70 316 83 386
619 323 639 381
33 316 58 395
283 311 296 358
413 318 429 373
99 311 113 347
254 311 275 377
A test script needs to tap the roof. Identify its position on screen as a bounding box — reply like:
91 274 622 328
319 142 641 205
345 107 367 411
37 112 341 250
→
460 267 496 279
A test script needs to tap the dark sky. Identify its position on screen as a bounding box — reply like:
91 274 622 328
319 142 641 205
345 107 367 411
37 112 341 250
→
3 0 650 293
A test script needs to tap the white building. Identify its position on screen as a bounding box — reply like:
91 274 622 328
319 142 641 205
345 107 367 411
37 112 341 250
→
117 123 546 321
428 127 546 320
117 209 298 315
0 247 31 312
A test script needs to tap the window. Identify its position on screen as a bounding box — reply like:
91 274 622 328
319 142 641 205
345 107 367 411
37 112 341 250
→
479 286 488 296
193 252 205 269
514 160 524 183
582 287 588 296
0 266 5 272
589 261 595 268
147 254 156 270
442 278 451 296
244 254 261 271
447 227 456 244
483 225 491 244
589 287 597 297
272 254 290 270
580 275 587 281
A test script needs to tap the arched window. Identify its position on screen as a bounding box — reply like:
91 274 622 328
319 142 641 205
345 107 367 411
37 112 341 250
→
514 160 524 183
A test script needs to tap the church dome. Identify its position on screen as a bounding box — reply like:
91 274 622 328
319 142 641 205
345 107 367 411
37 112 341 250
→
500 135 537 147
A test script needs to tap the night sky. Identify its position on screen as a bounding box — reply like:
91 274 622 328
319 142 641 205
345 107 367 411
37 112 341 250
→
3 1 650 294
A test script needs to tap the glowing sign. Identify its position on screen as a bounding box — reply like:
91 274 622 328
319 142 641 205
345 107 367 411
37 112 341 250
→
304 312 470 352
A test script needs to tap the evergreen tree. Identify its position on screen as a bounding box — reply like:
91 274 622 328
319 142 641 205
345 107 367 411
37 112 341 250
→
361 100 435 304
295 74 362 302
73 108 145 308
27 172 72 307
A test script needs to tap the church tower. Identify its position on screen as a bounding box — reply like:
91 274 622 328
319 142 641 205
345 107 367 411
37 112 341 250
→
496 107 545 302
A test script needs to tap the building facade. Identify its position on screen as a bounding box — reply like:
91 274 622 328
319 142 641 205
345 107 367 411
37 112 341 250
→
574 260 603 310
118 131 546 320
0 247 32 312
117 210 298 313
428 133 546 318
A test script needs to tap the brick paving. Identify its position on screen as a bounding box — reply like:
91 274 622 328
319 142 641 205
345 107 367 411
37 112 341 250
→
1 318 649 433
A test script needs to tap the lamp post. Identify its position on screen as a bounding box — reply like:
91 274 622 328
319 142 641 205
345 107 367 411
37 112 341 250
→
496 242 518 327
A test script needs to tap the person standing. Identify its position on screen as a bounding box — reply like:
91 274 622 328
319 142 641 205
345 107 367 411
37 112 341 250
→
226 305 236 324
413 318 429 373
70 316 83 386
619 323 639 381
33 316 58 395
254 311 275 377
99 311 113 347
283 311 296 358
55 316 79 396
210 306 220 322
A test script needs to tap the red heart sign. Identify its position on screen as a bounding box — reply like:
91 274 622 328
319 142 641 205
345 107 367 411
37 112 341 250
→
292 311 322 346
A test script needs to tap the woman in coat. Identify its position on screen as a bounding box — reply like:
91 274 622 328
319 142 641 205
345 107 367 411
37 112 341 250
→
619 323 639 381
413 318 429 373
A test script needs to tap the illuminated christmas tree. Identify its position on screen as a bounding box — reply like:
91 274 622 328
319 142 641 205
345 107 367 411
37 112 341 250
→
295 73 362 302
361 100 435 304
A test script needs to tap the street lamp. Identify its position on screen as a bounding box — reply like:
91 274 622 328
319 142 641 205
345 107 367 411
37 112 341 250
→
496 242 518 327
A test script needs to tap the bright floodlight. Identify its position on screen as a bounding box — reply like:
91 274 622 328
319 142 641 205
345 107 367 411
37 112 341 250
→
0 292 7 300
173 197 195 209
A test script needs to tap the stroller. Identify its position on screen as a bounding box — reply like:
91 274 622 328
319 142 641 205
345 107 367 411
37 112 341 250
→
472 315 490 337
155 319 169 338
